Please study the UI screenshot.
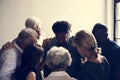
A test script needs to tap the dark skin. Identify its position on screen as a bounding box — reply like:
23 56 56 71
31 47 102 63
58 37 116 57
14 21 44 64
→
93 29 108 47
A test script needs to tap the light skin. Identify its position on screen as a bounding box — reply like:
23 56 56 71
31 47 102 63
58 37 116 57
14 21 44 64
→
77 46 103 63
77 47 84 56
26 72 36 80
32 23 41 39
1 34 37 50
20 36 37 50
1 17 42 50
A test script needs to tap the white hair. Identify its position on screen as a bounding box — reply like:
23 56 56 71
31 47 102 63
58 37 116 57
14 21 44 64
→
16 28 38 46
25 16 42 28
45 46 72 70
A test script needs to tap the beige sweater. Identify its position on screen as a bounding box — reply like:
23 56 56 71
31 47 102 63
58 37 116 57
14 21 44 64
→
43 71 77 80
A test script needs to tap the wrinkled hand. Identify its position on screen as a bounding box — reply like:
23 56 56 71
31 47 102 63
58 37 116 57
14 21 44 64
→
1 42 14 50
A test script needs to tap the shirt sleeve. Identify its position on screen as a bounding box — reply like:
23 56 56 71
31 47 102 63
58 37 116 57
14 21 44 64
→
0 49 17 80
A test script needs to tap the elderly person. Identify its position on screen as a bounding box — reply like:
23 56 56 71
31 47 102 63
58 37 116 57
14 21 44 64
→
0 28 38 80
25 16 47 45
43 46 77 80
1 16 47 50
15 44 44 80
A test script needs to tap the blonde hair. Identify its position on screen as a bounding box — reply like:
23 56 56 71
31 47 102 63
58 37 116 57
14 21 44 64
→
73 30 101 58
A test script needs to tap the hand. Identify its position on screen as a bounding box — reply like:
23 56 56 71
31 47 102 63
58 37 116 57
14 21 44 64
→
42 38 52 48
1 42 14 50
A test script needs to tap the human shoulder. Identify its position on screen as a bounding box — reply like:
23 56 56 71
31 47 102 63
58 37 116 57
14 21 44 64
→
0 48 18 70
98 54 110 65
26 71 36 80
109 40 120 48
42 37 57 48
0 48 17 58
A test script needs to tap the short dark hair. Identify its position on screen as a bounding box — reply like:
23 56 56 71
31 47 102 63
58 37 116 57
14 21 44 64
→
52 21 71 33
92 23 108 35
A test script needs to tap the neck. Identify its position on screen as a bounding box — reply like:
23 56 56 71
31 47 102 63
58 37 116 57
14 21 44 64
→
88 56 97 61
88 55 102 63
53 68 66 72
16 41 24 50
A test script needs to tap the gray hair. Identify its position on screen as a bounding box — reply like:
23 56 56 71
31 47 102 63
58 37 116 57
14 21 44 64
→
25 16 41 28
45 46 72 71
16 28 38 47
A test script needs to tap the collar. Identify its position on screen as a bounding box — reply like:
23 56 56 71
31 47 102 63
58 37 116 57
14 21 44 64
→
48 71 70 77
13 41 23 54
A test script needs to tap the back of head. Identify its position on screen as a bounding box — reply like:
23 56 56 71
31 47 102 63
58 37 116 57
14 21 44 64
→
92 23 108 35
73 30 100 58
16 28 38 49
52 21 71 33
92 23 108 43
25 16 42 28
74 30 97 49
45 46 72 71
22 43 44 68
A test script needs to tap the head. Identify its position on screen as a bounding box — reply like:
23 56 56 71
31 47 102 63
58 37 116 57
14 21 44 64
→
25 16 42 39
92 23 108 44
52 21 71 44
21 43 44 70
16 28 38 50
45 46 72 71
73 30 101 59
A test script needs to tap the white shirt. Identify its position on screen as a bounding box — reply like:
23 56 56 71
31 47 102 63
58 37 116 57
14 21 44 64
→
43 71 77 80
0 42 23 80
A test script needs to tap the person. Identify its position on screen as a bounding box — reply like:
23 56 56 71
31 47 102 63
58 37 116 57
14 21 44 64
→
1 16 47 50
43 46 77 80
43 21 81 79
25 16 47 45
92 23 120 80
0 28 38 80
73 30 110 80
15 43 44 80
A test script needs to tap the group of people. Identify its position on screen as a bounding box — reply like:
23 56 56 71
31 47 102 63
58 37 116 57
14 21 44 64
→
0 16 120 80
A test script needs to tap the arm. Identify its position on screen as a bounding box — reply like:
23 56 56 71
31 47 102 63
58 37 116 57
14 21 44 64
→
1 42 15 51
0 49 17 80
26 72 36 80
42 38 52 48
